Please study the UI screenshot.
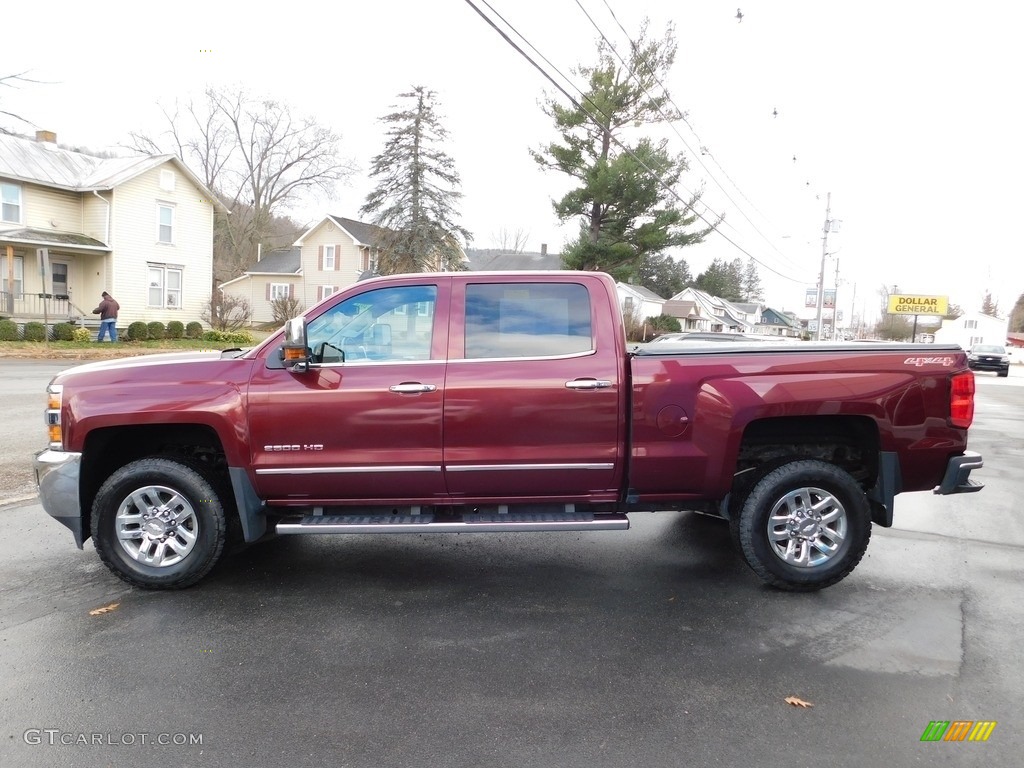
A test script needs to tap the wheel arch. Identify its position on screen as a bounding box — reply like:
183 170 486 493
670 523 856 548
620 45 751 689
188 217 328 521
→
80 423 235 543
730 415 895 525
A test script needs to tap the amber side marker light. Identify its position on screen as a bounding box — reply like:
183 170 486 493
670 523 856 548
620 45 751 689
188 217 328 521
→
46 384 64 449
950 371 975 428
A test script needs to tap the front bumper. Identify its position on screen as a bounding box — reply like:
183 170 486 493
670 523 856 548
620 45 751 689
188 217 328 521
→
934 450 984 495
968 360 1009 373
34 449 85 548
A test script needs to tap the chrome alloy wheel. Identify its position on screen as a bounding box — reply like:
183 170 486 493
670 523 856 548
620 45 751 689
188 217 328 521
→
766 486 848 568
114 485 199 567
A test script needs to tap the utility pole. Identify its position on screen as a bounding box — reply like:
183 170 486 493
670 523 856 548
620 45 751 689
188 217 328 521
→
833 256 841 340
814 192 832 341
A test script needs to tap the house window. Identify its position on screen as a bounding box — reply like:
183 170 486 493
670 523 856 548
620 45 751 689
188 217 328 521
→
158 204 174 244
361 249 369 271
148 264 183 308
0 254 24 297
159 170 175 191
963 319 977 329
317 285 339 302
269 283 291 301
1 182 21 223
323 245 336 271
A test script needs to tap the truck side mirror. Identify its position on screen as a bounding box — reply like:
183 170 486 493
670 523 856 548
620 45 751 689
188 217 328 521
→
282 317 311 373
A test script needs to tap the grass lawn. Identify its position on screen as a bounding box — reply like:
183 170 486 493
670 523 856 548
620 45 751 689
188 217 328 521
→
0 334 273 359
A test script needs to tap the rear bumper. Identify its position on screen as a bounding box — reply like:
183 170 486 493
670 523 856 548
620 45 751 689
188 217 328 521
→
934 451 984 495
34 449 85 548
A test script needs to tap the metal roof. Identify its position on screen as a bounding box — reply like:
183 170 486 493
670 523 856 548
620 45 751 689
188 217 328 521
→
0 133 228 212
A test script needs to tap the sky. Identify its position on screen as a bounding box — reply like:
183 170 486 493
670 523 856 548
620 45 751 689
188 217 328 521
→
3 0 1022 326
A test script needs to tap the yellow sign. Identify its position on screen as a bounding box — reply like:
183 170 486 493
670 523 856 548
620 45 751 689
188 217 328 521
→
887 294 949 315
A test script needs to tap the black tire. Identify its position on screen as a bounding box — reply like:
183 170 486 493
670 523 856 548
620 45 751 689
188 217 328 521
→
91 458 227 589
998 369 1009 378
735 459 871 592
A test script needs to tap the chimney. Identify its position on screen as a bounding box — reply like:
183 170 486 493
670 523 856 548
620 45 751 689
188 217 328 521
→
35 130 57 144
540 243 548 256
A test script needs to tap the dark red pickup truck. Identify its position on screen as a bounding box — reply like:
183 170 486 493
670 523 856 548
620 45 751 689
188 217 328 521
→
35 271 983 591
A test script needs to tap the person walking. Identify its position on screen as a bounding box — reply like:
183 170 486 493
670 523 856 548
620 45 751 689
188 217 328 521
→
93 291 120 342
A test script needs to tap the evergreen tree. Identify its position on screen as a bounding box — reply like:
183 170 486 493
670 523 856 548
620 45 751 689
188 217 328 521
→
531 21 715 283
980 291 1000 318
695 257 743 301
741 257 764 302
1009 292 1024 332
638 253 692 298
943 303 964 320
361 86 471 274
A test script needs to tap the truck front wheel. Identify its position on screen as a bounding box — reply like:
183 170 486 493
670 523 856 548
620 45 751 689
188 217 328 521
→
735 459 871 591
91 458 227 589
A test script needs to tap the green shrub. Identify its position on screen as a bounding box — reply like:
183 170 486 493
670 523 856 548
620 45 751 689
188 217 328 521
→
0 319 18 341
23 322 46 342
72 327 92 343
126 321 149 341
52 323 75 341
147 321 166 340
186 321 204 339
166 320 185 339
201 329 255 345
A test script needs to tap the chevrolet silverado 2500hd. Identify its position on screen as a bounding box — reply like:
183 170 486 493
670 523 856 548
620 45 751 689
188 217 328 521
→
35 271 983 591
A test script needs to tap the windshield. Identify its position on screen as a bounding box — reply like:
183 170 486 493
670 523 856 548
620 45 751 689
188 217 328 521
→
972 345 1005 354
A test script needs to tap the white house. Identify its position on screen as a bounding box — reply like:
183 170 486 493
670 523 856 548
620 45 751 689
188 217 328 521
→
616 282 666 321
933 311 1008 350
1 130 225 328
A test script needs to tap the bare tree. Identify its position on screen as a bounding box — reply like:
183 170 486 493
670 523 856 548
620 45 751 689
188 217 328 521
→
0 71 42 134
128 87 357 282
271 295 304 325
202 293 251 331
490 227 531 252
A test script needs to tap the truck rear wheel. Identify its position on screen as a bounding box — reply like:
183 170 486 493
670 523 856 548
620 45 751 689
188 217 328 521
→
735 459 871 591
91 458 227 589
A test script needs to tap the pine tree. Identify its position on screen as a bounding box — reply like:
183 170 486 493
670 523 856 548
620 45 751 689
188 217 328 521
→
741 258 764 302
361 86 471 274
695 258 743 301
980 291 1000 318
638 253 692 298
531 21 715 283
1010 292 1024 332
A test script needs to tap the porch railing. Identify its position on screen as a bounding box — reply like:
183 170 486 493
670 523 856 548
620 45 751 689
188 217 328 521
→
0 291 82 322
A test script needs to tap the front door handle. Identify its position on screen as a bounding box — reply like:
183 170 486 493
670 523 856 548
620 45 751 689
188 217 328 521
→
565 379 612 390
389 383 437 394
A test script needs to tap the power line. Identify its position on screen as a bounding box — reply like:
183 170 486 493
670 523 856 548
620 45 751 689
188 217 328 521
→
590 0 809 276
461 0 806 283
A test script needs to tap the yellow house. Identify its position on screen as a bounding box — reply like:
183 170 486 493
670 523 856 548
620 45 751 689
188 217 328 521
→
0 130 225 329
219 215 386 325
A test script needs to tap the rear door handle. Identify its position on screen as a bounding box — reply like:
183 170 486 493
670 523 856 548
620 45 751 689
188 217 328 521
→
565 379 612 390
389 383 437 394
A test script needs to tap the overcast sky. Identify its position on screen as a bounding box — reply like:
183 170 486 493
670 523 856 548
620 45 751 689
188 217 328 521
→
4 0 1022 323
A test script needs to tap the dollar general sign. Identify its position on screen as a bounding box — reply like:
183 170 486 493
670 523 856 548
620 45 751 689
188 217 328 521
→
887 294 949 315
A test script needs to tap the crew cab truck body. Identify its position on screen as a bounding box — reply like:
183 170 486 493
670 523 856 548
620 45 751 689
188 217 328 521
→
35 271 983 591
